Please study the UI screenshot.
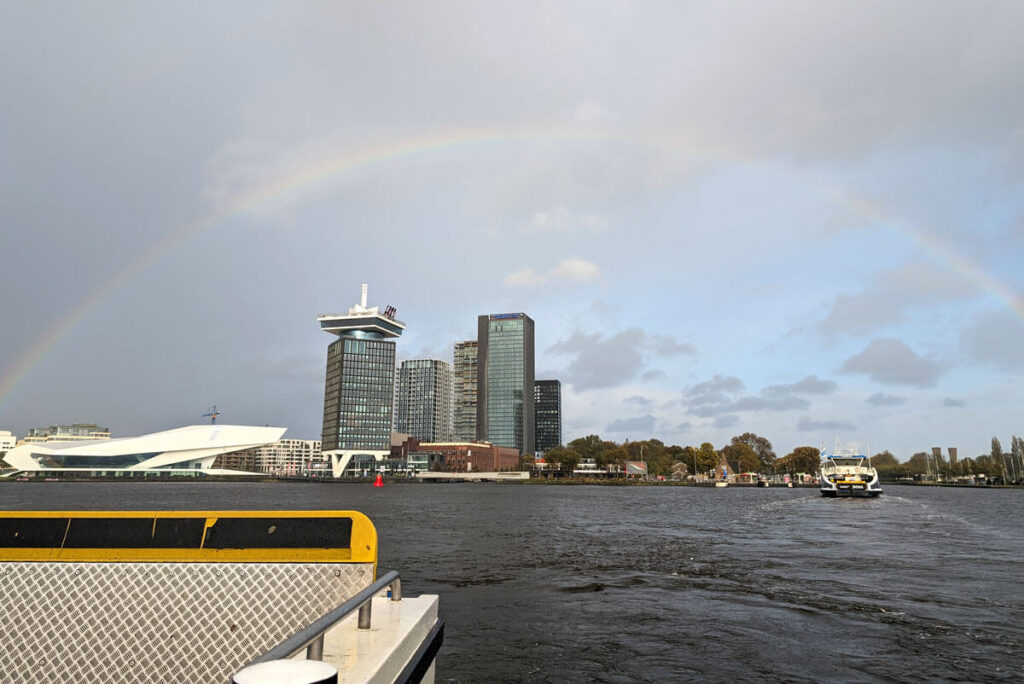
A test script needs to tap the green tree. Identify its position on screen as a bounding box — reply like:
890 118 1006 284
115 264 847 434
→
871 451 898 467
721 442 759 473
517 453 536 471
568 435 615 460
776 446 821 474
991 437 1006 481
731 432 776 470
596 446 628 469
905 452 931 475
543 446 580 472
694 442 719 475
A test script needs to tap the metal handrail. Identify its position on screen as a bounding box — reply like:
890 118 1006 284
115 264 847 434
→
246 570 403 666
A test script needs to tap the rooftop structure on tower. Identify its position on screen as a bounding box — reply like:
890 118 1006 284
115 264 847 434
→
317 283 406 339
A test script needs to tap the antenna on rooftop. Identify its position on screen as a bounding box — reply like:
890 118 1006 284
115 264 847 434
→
202 405 221 425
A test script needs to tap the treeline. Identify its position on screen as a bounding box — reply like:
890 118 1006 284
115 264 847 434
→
874 435 1024 482
532 432 1024 482
534 432 821 477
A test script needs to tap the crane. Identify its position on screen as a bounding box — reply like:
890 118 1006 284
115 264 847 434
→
202 405 221 425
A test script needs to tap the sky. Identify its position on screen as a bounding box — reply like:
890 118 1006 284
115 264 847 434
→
2 1 1023 460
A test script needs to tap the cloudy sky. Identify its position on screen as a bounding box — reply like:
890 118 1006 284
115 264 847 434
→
2 1 1023 459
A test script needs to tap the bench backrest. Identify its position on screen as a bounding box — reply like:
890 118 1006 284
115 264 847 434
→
0 510 377 683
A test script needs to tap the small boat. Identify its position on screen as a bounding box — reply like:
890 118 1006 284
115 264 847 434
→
714 481 729 488
819 448 882 498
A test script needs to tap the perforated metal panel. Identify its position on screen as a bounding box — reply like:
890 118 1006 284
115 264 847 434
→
0 561 374 683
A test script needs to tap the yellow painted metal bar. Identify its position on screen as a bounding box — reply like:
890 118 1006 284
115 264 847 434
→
0 510 377 567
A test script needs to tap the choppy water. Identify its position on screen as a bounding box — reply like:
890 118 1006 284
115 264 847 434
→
3 482 1022 682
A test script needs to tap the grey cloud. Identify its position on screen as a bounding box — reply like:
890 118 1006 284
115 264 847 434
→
798 417 857 432
675 421 692 433
548 328 693 390
624 395 653 407
549 329 645 390
689 395 809 418
763 375 837 397
839 338 943 387
867 393 905 406
943 398 967 408
686 375 745 406
960 308 1024 371
607 415 656 433
713 415 740 429
649 335 697 357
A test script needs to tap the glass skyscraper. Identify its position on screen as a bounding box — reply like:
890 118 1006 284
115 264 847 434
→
395 359 453 442
534 379 562 454
318 284 404 476
453 341 478 442
477 313 535 454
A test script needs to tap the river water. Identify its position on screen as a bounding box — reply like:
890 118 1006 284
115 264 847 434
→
2 482 1021 682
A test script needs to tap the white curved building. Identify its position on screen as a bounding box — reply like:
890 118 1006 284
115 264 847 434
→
2 424 286 476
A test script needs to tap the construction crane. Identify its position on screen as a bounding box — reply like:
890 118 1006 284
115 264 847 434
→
202 405 221 425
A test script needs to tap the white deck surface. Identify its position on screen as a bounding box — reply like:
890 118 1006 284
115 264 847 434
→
306 594 440 683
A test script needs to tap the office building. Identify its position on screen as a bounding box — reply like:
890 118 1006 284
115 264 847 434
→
2 425 284 476
534 379 562 454
318 284 405 477
453 341 478 441
23 423 110 443
395 359 453 442
477 313 535 454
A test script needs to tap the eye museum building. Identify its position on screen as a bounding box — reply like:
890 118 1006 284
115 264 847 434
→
2 424 286 477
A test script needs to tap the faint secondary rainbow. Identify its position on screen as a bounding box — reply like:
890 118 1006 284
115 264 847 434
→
2 124 1021 410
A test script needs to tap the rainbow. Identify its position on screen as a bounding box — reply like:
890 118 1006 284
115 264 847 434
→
2 124 1021 410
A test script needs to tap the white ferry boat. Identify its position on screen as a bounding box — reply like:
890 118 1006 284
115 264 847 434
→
819 449 882 498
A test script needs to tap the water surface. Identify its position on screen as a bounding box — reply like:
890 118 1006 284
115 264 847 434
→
3 482 1021 682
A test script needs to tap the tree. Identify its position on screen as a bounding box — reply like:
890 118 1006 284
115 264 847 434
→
721 442 759 473
871 451 898 467
694 442 719 475
596 446 628 469
731 433 776 470
776 446 820 474
568 435 616 461
991 437 1006 481
543 446 580 472
906 452 931 475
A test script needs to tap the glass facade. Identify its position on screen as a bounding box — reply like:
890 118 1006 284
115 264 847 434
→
477 313 535 454
453 341 478 441
321 334 396 452
534 379 562 454
395 359 453 442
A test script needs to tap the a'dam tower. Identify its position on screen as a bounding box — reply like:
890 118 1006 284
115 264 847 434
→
318 284 405 477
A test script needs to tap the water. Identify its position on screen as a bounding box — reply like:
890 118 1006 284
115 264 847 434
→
3 482 1022 682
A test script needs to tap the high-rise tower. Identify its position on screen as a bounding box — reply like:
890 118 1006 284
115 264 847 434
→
477 313 535 454
318 284 404 477
395 359 453 442
453 341 478 441
534 379 562 455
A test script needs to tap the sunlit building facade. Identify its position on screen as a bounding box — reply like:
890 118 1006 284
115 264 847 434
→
395 359 453 442
477 313 535 454
453 341 478 442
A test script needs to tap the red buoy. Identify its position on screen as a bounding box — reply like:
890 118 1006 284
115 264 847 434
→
373 474 383 487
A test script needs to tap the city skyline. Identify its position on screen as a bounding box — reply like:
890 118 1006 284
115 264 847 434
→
2 3 1023 459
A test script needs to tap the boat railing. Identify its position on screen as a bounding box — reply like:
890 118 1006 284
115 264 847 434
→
248 569 404 663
